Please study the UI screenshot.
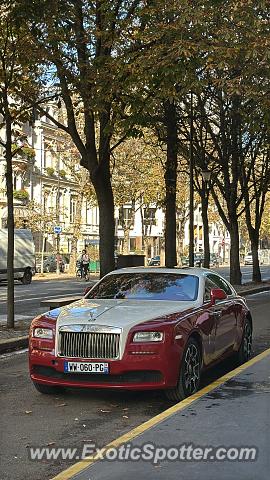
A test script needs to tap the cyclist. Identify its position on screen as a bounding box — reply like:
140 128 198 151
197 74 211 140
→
80 250 90 280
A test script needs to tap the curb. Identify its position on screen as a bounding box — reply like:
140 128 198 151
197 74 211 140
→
1 284 269 355
0 335 28 354
237 285 270 297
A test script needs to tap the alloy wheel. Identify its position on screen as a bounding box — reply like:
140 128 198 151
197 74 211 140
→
243 322 252 360
183 343 200 395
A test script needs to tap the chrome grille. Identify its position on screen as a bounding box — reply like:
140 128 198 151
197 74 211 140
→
58 331 120 359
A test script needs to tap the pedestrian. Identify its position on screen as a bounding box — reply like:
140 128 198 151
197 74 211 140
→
80 249 90 279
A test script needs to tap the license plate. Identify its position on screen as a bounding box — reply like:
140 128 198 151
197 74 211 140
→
64 361 109 374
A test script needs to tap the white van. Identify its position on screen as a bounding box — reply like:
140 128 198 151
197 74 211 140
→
0 229 35 284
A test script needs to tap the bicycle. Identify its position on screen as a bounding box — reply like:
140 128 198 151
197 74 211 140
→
76 264 90 281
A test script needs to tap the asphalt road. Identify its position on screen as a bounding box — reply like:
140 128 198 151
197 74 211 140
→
0 265 270 323
0 290 269 480
0 277 88 323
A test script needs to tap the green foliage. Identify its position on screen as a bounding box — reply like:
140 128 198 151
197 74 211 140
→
58 169 66 178
13 189 29 201
21 146 35 160
46 166 55 176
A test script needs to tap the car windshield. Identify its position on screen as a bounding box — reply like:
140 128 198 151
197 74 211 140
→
87 273 199 301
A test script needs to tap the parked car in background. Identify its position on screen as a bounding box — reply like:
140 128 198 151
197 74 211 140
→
180 256 189 266
194 253 204 266
210 253 222 267
36 254 68 273
244 250 270 266
0 229 35 284
180 253 204 267
244 252 253 265
148 255 160 266
29 267 253 401
181 253 221 268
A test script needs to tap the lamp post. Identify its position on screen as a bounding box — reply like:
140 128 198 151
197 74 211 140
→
56 155 61 274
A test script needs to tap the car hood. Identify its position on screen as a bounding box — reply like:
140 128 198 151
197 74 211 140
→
56 298 198 329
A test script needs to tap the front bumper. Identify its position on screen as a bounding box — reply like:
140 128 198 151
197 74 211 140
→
29 344 182 390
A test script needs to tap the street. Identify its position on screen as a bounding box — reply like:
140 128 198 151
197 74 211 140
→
0 265 270 323
0 277 87 323
0 290 269 480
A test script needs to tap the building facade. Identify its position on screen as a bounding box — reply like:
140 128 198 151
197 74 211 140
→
0 112 100 258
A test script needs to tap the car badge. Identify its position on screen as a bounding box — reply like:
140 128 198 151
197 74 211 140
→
89 310 95 322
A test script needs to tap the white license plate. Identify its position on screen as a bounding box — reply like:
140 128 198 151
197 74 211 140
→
64 361 109 374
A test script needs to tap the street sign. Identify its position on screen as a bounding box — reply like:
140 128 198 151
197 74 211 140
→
54 226 62 234
85 238 99 245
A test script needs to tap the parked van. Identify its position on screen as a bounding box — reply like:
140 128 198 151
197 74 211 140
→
0 229 35 284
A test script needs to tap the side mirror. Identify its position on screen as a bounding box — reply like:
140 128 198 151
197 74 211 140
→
84 286 92 296
210 288 227 305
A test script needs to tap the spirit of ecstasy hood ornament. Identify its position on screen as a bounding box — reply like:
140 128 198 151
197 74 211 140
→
89 309 96 321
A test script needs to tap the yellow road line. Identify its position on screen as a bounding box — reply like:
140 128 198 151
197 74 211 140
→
52 347 270 480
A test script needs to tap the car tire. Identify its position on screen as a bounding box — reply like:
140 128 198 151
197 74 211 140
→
236 318 252 365
165 337 202 402
21 269 32 285
33 382 64 395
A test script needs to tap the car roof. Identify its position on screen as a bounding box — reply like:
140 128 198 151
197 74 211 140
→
108 267 214 277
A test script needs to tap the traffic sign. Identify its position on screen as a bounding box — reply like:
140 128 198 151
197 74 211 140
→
54 226 62 234
85 238 99 245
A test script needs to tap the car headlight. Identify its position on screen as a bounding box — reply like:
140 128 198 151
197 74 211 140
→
133 331 163 342
33 327 53 339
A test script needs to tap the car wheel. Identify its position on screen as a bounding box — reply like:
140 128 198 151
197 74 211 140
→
33 382 64 395
236 318 252 364
165 338 201 402
21 269 32 285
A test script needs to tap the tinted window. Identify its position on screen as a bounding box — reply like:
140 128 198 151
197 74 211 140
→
87 273 199 301
206 274 233 295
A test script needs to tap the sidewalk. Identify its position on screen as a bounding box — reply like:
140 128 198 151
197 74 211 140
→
33 272 99 281
53 349 270 480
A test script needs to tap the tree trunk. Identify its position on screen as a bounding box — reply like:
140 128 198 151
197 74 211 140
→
5 112 15 328
201 193 210 268
164 100 178 267
250 231 261 283
91 164 115 277
122 228 130 254
229 219 242 285
40 233 46 275
69 191 84 275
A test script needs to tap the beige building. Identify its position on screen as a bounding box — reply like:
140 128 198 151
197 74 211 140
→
0 111 99 259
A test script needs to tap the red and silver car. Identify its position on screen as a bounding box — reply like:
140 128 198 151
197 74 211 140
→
29 268 253 401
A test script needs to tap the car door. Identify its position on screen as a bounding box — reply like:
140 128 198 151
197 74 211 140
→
205 273 236 359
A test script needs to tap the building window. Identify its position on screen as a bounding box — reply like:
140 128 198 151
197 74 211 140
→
143 208 156 225
70 195 77 223
119 207 134 227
